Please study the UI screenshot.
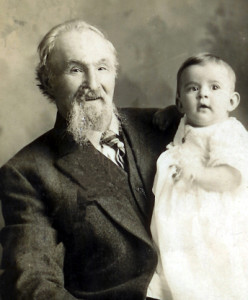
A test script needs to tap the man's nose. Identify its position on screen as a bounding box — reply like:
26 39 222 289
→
85 69 99 90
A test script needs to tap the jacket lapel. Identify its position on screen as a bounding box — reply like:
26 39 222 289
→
119 108 176 220
120 109 155 221
53 127 152 246
122 129 149 220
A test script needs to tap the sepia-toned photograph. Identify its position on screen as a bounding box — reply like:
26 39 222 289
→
0 0 248 299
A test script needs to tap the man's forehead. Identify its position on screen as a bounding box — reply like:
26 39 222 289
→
55 28 102 45
52 29 115 62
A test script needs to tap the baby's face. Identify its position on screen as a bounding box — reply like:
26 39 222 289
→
178 62 238 127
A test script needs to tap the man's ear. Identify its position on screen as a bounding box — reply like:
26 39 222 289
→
38 67 55 97
228 92 240 112
176 94 184 114
44 76 56 99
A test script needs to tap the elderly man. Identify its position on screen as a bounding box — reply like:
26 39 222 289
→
0 20 177 300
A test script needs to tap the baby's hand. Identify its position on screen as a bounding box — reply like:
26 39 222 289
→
169 164 182 182
170 163 197 185
181 166 195 184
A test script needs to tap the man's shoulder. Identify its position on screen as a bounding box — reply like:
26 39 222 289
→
1 129 55 171
118 107 157 123
118 107 159 134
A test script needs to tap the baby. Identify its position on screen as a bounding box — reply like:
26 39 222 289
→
147 53 248 300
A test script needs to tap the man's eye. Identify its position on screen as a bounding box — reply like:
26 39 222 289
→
98 66 107 71
212 84 220 90
71 68 81 73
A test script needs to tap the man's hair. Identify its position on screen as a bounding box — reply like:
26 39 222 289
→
36 19 118 102
176 52 237 97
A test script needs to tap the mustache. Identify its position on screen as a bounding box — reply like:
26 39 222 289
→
74 86 104 102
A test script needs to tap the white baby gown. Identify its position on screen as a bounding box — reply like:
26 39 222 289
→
147 117 248 300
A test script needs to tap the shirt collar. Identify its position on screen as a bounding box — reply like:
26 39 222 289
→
108 112 120 135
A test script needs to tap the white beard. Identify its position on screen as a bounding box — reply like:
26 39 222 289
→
67 100 114 145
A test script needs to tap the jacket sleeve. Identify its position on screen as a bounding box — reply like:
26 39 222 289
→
0 163 78 300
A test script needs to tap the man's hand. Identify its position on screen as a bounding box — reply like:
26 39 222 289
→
153 105 182 131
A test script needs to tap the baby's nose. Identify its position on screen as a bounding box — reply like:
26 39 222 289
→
198 86 210 99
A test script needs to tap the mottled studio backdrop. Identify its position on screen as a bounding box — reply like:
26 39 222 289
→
0 0 248 258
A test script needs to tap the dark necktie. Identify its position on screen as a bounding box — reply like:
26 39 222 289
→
100 130 126 169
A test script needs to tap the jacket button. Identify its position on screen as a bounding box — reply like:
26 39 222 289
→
136 187 146 196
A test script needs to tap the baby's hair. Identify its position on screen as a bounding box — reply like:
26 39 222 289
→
176 53 236 98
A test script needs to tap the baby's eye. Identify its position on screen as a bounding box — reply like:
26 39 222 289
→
212 84 220 90
188 86 198 92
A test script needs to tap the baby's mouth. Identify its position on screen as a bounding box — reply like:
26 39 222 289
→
198 104 210 110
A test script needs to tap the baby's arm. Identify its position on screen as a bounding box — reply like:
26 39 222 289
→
192 164 241 192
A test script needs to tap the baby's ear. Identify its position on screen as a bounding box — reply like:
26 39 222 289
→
176 94 184 113
228 92 240 112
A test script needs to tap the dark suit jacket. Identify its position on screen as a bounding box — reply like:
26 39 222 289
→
0 108 176 300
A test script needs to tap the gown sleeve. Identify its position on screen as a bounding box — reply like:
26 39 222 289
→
208 118 248 186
